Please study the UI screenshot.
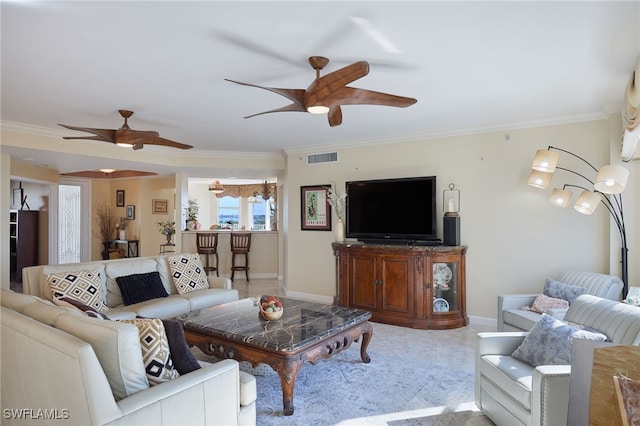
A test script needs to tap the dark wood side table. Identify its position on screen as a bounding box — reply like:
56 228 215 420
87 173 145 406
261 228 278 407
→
104 239 139 258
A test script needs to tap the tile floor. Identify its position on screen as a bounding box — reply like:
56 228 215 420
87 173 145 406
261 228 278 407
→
230 278 495 425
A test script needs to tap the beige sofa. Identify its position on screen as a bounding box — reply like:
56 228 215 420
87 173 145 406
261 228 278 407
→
1 289 257 425
476 294 640 426
22 254 239 319
497 270 624 332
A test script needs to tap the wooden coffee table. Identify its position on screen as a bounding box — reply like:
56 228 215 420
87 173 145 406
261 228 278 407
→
175 297 373 415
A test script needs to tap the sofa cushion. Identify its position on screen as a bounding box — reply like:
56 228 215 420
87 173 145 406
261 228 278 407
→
544 278 587 304
56 314 149 400
116 272 169 306
105 258 167 308
162 319 201 375
120 318 180 385
0 289 41 311
22 298 84 326
525 294 568 314
511 314 607 367
177 288 239 311
119 296 191 320
47 270 108 312
479 354 533 411
52 295 111 320
168 254 209 294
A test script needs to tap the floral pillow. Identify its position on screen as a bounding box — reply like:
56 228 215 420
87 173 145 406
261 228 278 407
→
523 294 569 314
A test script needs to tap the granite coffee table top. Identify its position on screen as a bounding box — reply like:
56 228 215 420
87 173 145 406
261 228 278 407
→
175 297 372 353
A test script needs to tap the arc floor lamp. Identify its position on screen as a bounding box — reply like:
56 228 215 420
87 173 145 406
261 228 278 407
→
528 146 630 298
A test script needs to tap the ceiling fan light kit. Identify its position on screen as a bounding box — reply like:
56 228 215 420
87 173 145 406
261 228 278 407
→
59 110 193 150
226 56 417 127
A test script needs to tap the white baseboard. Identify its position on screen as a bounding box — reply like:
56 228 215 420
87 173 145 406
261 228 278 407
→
284 290 334 305
468 315 497 329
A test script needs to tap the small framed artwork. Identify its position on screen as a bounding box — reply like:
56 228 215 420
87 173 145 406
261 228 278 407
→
152 199 168 214
300 185 331 231
12 188 23 208
126 205 135 220
116 190 125 207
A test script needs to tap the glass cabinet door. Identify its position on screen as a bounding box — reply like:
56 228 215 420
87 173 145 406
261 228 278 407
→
432 260 459 313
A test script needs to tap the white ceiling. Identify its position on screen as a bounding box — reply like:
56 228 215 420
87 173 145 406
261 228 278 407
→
2 1 639 178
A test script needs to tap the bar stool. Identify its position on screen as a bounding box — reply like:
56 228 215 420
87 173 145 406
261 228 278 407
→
196 232 219 277
230 232 251 282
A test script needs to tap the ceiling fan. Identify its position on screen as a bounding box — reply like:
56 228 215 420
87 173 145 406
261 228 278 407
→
225 56 417 127
59 110 193 150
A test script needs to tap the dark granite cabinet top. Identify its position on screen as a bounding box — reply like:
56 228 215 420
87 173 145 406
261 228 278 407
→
175 298 371 352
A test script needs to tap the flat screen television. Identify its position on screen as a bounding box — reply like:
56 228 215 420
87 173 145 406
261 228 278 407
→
345 176 439 245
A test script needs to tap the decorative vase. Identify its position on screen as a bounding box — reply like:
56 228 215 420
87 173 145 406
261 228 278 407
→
335 219 345 242
119 229 126 240
165 233 173 244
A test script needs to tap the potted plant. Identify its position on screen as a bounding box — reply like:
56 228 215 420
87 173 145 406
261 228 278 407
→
186 199 199 230
157 220 176 244
95 202 119 259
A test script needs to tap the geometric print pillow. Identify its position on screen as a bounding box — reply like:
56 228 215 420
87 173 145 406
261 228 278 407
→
119 318 180 385
46 270 108 312
167 254 209 294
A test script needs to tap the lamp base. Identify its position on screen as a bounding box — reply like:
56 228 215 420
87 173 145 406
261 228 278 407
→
443 215 460 246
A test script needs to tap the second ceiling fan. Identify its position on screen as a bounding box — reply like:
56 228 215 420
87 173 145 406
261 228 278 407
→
226 56 417 127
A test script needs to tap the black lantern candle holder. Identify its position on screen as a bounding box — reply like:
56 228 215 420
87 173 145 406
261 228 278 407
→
443 183 460 246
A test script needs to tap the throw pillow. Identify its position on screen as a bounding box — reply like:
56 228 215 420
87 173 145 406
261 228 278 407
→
116 272 169 306
167 254 209 294
162 319 201 375
46 270 108 312
511 314 607 366
523 294 569 314
119 318 180 385
544 278 587 304
52 294 110 320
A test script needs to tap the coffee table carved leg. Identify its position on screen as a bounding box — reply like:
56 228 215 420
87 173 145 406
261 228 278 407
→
359 321 373 363
273 358 303 416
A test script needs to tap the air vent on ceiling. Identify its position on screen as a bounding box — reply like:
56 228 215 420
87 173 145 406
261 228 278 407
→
307 152 338 165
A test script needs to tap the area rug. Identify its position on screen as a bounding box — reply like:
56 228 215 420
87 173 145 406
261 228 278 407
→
190 328 480 426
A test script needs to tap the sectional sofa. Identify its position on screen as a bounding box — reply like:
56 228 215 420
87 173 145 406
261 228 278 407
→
476 294 640 426
21 253 239 319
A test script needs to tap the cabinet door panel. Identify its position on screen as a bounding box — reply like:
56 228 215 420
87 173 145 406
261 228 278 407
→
380 257 413 315
350 255 376 310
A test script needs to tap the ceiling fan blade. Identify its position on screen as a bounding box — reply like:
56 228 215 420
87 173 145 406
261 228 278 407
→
58 124 116 142
115 129 160 145
328 106 343 127
244 103 307 119
306 61 369 106
328 87 417 108
215 31 306 70
225 79 306 108
142 137 193 150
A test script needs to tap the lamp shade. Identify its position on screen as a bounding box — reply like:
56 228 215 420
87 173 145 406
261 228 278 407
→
549 188 572 208
594 165 629 194
532 149 559 173
573 191 601 215
528 170 552 189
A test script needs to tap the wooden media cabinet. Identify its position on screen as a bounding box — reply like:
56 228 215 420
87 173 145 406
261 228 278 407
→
332 242 468 330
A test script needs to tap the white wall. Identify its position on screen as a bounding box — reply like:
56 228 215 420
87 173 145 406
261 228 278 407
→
283 118 639 321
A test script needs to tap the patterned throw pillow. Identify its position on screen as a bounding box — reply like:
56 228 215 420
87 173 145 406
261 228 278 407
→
511 314 607 366
167 254 209 294
47 270 108 312
544 278 587 304
119 318 180 385
524 294 569 314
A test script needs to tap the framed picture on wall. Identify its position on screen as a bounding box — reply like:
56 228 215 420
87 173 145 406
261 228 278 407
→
152 199 168 214
300 185 331 231
116 190 125 207
126 205 135 220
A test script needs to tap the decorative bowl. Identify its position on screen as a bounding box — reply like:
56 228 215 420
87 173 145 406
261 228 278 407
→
259 295 283 320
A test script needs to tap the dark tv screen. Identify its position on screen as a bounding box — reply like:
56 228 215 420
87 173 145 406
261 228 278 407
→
345 176 437 243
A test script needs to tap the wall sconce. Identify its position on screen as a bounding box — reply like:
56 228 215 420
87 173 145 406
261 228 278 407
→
528 146 629 297
208 180 225 193
443 183 460 246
